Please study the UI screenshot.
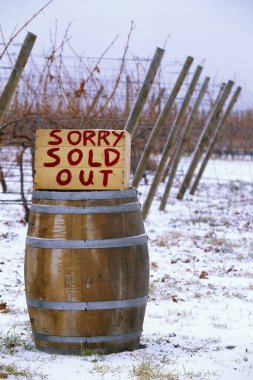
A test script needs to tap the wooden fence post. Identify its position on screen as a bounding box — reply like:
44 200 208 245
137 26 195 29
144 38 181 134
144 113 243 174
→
132 55 194 188
124 75 131 116
124 47 165 137
0 165 7 193
142 64 203 219
162 76 211 183
159 76 210 210
0 32 37 127
86 85 104 117
176 80 234 200
18 146 30 222
190 86 241 195
156 87 165 115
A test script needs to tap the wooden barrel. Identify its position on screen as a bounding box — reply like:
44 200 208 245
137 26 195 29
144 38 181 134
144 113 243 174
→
25 188 149 355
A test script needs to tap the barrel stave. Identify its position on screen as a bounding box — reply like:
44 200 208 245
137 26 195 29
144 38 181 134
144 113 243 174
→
27 207 145 240
28 306 146 336
25 246 149 302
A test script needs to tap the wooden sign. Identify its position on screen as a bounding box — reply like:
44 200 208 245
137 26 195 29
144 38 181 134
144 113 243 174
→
34 129 131 190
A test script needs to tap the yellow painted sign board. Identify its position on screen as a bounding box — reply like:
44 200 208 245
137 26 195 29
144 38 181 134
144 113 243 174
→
34 129 131 190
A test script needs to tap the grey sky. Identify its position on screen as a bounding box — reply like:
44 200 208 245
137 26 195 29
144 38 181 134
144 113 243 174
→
1 0 252 108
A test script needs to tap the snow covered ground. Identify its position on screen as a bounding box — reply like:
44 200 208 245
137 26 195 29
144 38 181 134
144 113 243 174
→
0 151 253 379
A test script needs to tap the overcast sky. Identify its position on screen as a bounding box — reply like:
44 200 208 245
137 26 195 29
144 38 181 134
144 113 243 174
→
1 0 252 109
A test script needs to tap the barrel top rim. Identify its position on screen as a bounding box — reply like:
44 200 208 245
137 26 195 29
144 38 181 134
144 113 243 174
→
32 188 137 200
30 201 141 214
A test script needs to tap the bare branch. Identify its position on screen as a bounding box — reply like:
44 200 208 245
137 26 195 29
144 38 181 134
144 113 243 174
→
88 21 134 119
0 0 53 59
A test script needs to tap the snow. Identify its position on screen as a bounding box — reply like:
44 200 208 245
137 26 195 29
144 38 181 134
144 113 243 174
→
1 152 253 379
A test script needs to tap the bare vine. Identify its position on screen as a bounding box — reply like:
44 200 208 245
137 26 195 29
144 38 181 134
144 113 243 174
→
88 21 135 119
0 0 53 59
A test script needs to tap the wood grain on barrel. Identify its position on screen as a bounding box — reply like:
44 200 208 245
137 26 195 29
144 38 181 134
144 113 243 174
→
25 246 149 301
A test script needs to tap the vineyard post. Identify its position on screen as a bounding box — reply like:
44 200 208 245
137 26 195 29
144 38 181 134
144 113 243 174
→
149 87 165 117
190 86 241 195
86 85 104 117
0 32 37 127
161 76 211 182
156 87 165 115
142 64 203 219
124 75 131 116
159 76 210 210
0 165 7 192
18 146 30 222
132 55 194 188
176 80 234 200
124 47 165 137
